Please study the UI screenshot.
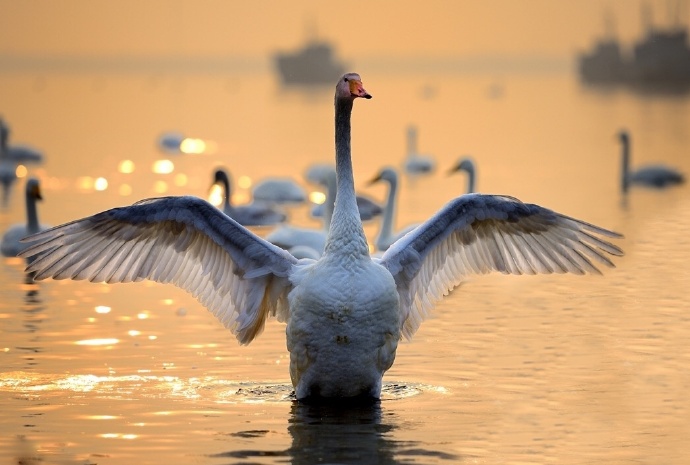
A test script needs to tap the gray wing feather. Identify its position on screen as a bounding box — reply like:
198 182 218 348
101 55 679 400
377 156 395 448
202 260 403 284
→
20 196 298 344
378 194 623 339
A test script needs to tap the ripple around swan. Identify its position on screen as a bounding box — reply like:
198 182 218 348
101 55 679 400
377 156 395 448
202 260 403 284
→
0 371 445 403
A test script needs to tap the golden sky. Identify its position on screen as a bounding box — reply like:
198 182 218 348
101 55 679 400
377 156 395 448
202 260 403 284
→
0 1 683 60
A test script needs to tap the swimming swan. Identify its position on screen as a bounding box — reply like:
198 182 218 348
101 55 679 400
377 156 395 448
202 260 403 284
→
369 167 419 252
1 178 49 257
19 73 623 402
211 168 286 227
404 125 435 174
619 130 684 193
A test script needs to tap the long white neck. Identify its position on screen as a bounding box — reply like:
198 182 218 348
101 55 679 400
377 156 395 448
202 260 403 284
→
377 175 398 248
466 165 476 193
26 191 40 233
324 98 369 257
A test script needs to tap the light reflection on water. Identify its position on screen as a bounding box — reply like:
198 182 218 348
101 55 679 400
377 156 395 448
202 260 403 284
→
1 70 689 464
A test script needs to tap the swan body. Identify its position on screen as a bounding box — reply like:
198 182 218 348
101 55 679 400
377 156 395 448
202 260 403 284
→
252 177 307 204
211 168 286 227
370 167 419 252
19 74 623 402
449 156 477 193
404 125 435 174
619 130 685 193
1 178 49 257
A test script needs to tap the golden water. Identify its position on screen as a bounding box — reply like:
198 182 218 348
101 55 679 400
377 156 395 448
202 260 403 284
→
1 70 689 464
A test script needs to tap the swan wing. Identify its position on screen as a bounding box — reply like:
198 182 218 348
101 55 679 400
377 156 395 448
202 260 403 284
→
19 196 299 344
378 194 624 339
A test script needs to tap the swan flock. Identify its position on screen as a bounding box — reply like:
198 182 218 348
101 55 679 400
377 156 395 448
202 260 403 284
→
20 73 624 402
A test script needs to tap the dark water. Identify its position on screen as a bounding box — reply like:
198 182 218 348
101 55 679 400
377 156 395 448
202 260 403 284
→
1 70 689 464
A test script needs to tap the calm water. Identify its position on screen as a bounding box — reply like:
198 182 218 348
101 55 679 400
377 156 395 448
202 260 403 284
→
1 69 689 464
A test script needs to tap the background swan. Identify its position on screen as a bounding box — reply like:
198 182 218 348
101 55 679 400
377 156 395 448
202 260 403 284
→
1 178 49 257
448 156 477 193
369 167 419 252
252 177 307 204
265 169 336 255
19 73 623 403
618 130 685 193
211 168 286 227
0 118 44 206
213 168 288 225
404 125 435 174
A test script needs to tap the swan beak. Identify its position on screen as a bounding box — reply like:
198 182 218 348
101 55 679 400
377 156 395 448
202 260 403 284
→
367 173 383 185
349 79 372 99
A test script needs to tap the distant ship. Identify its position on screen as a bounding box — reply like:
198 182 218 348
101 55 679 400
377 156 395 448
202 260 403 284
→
274 40 346 86
578 8 690 88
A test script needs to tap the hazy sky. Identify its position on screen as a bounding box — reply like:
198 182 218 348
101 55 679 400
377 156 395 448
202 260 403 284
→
0 1 686 63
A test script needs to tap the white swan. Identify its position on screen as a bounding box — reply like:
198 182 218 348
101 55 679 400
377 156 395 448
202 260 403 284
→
0 119 44 206
265 169 336 255
211 168 286 227
252 177 307 204
1 178 49 257
19 73 623 402
404 125 435 174
448 156 477 193
369 167 419 252
619 130 685 193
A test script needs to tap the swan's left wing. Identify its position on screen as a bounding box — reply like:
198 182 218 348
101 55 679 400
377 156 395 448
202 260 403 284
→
19 196 299 344
377 194 624 339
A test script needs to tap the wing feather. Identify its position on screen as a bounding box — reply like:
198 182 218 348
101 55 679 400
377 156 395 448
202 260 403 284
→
20 196 298 344
379 194 623 339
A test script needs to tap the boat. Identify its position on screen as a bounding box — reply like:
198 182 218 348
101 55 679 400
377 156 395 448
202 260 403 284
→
273 40 346 86
578 7 690 89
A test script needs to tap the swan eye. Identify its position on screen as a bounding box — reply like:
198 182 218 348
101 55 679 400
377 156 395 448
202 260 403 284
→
343 77 349 82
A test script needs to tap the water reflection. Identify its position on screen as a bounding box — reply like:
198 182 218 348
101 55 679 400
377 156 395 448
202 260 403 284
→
17 273 44 369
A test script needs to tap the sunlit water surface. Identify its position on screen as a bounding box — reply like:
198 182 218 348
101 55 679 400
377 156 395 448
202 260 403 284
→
1 69 689 464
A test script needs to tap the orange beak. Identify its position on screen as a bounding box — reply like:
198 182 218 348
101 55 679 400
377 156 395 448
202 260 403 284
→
349 79 372 99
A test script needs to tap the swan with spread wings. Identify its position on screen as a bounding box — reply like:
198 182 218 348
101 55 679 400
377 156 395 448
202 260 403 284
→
20 73 623 402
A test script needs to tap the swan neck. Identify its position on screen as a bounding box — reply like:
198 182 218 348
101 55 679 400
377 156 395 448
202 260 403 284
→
379 176 398 244
324 98 368 257
26 192 39 233
406 127 417 158
221 174 232 208
466 167 476 193
621 138 630 193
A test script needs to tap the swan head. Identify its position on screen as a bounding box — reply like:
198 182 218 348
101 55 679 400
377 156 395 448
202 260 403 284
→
368 167 398 186
617 130 629 145
212 168 230 185
448 157 476 175
336 73 372 101
26 177 42 201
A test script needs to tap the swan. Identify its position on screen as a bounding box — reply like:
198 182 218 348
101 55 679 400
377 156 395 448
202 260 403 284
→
619 130 685 193
448 156 477 193
19 73 623 402
0 119 44 206
404 125 435 174
265 169 336 255
252 177 307 204
1 178 49 257
369 167 419 252
211 168 286 227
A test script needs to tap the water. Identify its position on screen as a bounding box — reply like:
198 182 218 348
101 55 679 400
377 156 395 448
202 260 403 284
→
1 69 689 464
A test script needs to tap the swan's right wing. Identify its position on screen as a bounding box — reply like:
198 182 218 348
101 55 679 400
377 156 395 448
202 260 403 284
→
19 196 299 344
378 194 624 339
